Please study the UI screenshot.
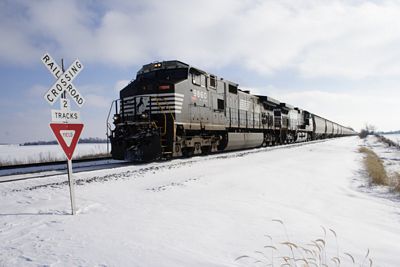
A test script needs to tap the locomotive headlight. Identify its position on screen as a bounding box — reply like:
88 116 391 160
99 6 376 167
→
141 113 148 119
113 114 120 121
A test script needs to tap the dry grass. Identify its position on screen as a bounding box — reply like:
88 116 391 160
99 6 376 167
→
375 135 400 148
236 220 374 267
358 147 388 186
359 147 400 193
392 172 400 193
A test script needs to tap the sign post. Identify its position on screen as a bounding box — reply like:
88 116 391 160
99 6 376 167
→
41 53 85 215
67 159 76 215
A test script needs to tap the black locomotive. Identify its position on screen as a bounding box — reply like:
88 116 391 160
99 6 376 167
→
108 61 355 161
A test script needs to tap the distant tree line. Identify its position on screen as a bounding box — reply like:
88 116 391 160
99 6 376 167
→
377 130 400 135
21 137 108 146
359 124 376 139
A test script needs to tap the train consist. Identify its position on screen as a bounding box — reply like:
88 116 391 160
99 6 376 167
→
108 60 356 161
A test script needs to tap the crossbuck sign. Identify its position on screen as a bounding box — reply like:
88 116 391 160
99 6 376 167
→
42 53 85 107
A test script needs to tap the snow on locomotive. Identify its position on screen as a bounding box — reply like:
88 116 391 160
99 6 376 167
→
108 60 355 161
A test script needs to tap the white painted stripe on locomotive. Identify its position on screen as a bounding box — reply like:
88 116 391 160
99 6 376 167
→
151 110 182 114
123 100 182 105
150 97 184 102
149 102 183 107
149 106 183 111
124 109 182 114
124 106 183 112
123 101 183 109
123 93 184 101
122 97 184 104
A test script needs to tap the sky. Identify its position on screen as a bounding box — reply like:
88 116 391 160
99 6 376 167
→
1 0 400 143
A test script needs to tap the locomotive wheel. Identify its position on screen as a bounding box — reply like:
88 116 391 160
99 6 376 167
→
262 142 267 147
182 147 194 158
201 146 211 155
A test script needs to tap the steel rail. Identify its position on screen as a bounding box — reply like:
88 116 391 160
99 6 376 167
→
0 156 112 171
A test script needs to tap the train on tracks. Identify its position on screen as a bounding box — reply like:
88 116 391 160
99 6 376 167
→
108 60 356 161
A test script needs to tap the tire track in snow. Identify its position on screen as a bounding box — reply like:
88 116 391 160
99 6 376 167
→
146 177 202 192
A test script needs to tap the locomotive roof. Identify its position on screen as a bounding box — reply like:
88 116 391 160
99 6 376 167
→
280 102 294 110
256 95 280 106
137 60 190 74
137 60 223 78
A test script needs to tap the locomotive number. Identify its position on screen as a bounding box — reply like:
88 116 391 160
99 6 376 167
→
193 89 207 100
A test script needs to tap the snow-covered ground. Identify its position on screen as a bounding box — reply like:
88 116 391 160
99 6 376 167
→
0 143 109 164
1 137 400 266
382 134 400 145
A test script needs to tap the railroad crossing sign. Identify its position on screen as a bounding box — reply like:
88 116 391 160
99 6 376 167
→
50 123 84 160
41 52 85 159
41 52 86 215
41 52 85 107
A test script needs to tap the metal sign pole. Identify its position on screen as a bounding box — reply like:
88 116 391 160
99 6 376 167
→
67 159 76 215
62 58 76 215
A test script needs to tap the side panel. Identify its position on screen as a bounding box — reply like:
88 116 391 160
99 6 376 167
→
314 116 326 134
326 121 333 136
225 132 264 151
288 110 299 131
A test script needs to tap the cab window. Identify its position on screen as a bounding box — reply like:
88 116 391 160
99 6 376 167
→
209 75 216 89
190 68 207 87
192 72 201 85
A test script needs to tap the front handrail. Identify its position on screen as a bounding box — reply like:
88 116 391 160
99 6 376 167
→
106 99 119 154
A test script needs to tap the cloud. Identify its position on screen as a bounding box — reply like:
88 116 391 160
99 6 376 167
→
85 94 112 109
26 84 47 98
3 0 400 79
2 0 400 142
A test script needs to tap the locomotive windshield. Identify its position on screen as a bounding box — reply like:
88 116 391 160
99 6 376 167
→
136 68 188 83
120 67 188 98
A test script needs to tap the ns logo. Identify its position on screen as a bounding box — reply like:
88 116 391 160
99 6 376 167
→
136 96 150 114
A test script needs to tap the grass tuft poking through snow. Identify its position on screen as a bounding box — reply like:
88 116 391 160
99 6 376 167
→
359 146 400 192
236 220 374 267
375 135 400 149
392 172 400 193
358 147 388 186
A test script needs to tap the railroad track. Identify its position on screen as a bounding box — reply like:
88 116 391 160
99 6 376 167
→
0 138 334 185
0 156 112 171
0 157 130 183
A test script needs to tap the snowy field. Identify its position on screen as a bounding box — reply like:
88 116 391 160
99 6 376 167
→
0 143 109 164
382 134 400 145
1 137 400 266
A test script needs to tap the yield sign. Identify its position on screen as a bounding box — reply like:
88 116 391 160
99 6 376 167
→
50 123 84 160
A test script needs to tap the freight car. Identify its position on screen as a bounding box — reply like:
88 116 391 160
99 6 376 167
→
108 60 355 161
